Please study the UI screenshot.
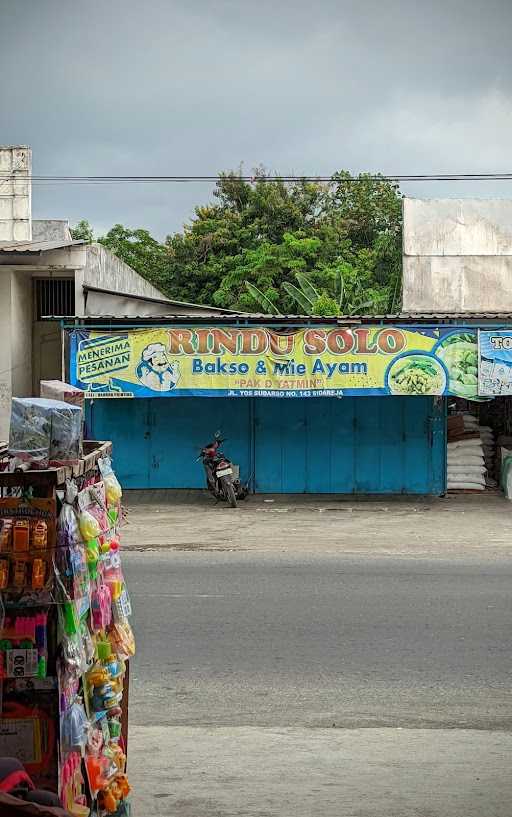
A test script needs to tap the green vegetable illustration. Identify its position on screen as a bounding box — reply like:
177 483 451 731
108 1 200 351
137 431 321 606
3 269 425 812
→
435 333 478 397
388 355 446 395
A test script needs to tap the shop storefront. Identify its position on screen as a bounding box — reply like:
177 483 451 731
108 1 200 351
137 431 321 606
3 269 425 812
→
447 327 512 494
66 319 491 496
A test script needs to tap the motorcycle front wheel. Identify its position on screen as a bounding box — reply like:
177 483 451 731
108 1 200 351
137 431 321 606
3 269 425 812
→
221 478 237 508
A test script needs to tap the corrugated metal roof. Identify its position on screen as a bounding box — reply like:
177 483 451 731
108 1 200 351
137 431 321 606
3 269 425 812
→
399 312 512 319
0 238 84 253
82 284 242 313
50 312 512 325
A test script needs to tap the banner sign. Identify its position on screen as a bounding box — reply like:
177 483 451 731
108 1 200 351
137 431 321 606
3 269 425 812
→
69 326 479 399
478 330 512 395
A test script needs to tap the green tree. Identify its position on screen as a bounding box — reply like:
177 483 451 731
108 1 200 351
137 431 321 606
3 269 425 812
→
70 219 94 242
165 171 402 313
73 170 403 313
98 225 171 293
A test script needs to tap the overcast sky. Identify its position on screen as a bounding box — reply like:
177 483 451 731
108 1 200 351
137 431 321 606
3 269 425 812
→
2 0 512 239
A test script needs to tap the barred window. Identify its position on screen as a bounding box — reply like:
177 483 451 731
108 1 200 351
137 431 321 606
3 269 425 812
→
34 278 75 319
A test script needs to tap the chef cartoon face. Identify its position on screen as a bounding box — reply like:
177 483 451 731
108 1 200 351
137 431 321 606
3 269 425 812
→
136 343 181 391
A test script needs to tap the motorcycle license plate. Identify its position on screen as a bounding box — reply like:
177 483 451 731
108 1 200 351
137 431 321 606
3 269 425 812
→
217 467 232 477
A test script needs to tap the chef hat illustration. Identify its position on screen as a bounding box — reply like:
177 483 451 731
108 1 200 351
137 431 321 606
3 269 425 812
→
142 343 167 362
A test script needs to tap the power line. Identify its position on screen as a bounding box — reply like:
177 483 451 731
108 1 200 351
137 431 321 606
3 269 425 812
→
2 173 512 185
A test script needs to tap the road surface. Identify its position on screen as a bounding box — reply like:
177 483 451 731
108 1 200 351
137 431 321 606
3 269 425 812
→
123 549 512 816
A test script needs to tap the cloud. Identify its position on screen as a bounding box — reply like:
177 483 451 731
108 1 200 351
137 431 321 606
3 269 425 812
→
1 0 512 237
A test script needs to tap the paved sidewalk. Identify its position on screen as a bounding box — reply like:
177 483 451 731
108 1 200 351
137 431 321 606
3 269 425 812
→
128 725 512 817
122 491 512 558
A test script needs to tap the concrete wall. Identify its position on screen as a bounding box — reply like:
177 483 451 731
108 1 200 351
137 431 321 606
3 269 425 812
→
0 146 31 242
32 219 71 242
32 321 62 393
10 271 33 398
0 269 33 440
403 198 512 312
0 273 12 440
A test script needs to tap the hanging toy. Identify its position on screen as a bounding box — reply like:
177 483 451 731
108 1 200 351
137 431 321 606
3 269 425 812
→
91 584 112 632
78 509 101 543
61 697 89 753
98 774 131 814
85 540 99 580
99 456 123 528
104 472 122 506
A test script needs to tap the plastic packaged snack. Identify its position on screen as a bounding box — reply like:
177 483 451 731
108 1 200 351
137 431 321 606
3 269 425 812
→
13 559 27 587
0 519 13 552
0 560 9 589
31 558 46 589
32 520 48 550
13 520 30 553
108 621 135 659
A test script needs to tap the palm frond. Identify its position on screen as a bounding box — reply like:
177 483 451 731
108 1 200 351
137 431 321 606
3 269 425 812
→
283 281 314 313
244 281 281 314
295 273 320 304
348 299 376 316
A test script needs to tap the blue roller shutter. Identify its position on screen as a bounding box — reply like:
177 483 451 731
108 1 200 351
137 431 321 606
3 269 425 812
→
253 396 445 494
88 395 445 494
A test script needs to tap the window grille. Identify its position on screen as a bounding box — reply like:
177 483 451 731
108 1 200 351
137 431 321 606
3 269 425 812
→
34 278 75 319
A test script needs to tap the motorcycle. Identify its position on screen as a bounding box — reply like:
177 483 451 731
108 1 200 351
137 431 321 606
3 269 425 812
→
198 432 246 508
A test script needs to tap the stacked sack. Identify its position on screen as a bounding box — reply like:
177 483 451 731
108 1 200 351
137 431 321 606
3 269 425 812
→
461 412 479 435
447 413 486 491
479 425 496 486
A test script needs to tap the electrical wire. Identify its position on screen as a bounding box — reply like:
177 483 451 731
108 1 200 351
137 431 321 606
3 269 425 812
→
2 173 512 185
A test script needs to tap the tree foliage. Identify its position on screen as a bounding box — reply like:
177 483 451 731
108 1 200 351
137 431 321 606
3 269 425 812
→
98 224 170 292
71 170 403 314
70 219 94 242
69 220 171 293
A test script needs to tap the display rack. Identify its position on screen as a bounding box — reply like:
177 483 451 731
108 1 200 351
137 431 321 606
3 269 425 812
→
0 439 134 816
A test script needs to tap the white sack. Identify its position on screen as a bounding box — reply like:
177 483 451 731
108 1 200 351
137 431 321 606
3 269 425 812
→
447 456 485 466
447 481 485 490
448 465 487 476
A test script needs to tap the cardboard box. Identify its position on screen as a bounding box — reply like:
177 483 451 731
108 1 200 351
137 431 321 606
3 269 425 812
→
40 380 84 411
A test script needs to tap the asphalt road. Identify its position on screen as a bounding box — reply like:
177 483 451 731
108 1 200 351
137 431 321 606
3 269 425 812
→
123 550 512 815
125 551 511 729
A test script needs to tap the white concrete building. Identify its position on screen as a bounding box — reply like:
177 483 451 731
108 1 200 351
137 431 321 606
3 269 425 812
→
403 197 512 313
0 145 234 440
